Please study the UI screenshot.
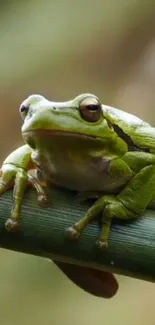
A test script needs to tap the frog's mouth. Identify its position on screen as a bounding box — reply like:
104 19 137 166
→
23 129 102 150
23 129 99 140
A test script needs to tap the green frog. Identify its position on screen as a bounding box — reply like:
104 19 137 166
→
1 93 155 249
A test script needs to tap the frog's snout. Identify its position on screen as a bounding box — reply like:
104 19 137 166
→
19 103 30 120
20 104 28 114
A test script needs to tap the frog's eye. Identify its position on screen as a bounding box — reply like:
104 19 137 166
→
79 97 102 122
20 104 29 119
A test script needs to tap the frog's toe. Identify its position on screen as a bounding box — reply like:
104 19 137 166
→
65 226 80 241
5 219 20 232
95 239 108 250
37 194 49 207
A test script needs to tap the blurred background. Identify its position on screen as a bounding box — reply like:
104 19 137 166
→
0 0 155 324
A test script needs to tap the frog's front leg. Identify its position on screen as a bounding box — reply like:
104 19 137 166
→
66 152 155 249
0 145 48 231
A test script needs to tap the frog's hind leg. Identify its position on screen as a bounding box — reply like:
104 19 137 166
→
147 196 155 209
66 153 155 249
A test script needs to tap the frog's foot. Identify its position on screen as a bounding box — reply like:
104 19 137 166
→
0 164 31 231
66 195 113 243
66 195 132 248
28 174 49 208
65 226 80 241
0 163 49 232
37 194 49 207
5 219 19 232
95 239 108 250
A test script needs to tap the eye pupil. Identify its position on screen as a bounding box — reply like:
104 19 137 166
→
87 104 99 111
79 97 102 122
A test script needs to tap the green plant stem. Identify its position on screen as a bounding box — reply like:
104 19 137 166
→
0 187 155 282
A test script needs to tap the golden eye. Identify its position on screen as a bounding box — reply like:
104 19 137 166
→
79 97 102 122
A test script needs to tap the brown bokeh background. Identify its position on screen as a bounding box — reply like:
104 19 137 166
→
0 1 155 324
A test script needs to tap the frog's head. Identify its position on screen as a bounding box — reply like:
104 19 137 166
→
20 93 114 148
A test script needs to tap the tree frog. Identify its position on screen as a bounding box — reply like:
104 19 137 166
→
1 93 155 250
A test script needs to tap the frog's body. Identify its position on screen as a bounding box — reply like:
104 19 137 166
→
30 131 131 193
1 93 155 249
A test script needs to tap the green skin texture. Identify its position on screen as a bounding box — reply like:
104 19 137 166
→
1 93 155 249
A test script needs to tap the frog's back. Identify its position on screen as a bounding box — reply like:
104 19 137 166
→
103 105 155 153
